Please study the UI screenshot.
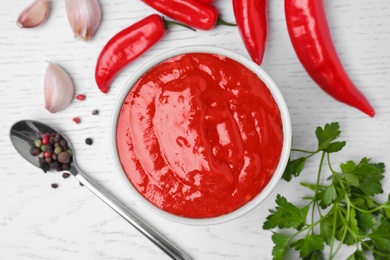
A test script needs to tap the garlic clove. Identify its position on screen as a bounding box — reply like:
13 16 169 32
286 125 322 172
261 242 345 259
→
17 0 49 28
44 62 75 113
65 0 102 41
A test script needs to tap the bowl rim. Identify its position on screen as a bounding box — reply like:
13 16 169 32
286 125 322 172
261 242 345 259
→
110 45 292 226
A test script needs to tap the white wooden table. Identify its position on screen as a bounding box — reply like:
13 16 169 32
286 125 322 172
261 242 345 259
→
1 1 389 259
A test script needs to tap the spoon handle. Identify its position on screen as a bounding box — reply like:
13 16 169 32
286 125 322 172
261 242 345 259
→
74 171 192 260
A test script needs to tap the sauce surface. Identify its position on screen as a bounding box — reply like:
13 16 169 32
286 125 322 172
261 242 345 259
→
116 53 283 218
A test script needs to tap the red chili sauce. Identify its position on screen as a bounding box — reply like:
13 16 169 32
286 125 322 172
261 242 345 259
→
116 53 283 218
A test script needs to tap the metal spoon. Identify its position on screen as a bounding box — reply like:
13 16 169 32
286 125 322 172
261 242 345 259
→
10 120 191 260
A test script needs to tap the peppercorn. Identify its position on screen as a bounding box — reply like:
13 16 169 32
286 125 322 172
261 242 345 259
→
92 109 99 115
61 163 70 170
76 94 86 100
54 146 62 155
85 138 93 145
34 139 42 147
45 156 53 164
51 183 58 189
73 117 81 124
50 161 61 171
62 172 71 179
42 135 49 145
39 161 49 173
58 151 70 164
30 147 41 156
45 144 54 153
59 139 67 148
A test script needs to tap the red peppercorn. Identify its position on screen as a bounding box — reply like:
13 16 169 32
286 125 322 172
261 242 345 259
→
75 94 86 101
72 117 81 124
44 151 52 158
42 136 49 145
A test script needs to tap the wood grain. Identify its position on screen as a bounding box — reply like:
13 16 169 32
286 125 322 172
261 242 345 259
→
1 0 389 259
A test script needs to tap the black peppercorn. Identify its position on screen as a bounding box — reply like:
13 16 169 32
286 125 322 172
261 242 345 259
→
45 144 54 153
62 172 71 179
39 161 50 173
30 147 41 156
61 163 70 171
50 161 61 171
92 109 99 115
59 139 67 148
85 138 93 145
45 156 53 164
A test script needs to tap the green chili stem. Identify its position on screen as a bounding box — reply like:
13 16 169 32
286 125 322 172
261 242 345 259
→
163 17 196 31
216 17 236 27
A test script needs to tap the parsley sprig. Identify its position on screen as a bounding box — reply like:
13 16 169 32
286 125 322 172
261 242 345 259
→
263 122 390 260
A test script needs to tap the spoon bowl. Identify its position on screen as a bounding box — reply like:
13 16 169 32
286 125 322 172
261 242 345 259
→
10 120 68 169
10 119 191 260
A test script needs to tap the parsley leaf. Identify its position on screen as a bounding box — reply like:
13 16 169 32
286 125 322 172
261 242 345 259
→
369 221 390 250
355 159 385 196
263 194 309 230
320 213 336 246
323 141 346 153
347 250 366 260
304 250 324 260
356 210 377 232
271 232 290 260
315 122 341 151
338 173 360 187
290 235 325 258
282 157 306 181
320 184 337 208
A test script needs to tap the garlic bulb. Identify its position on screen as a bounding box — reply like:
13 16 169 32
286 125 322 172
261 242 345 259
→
17 0 49 28
65 0 102 41
44 62 75 113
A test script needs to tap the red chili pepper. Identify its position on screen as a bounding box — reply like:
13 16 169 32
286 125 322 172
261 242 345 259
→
233 0 267 65
142 0 232 30
95 14 192 94
285 0 375 117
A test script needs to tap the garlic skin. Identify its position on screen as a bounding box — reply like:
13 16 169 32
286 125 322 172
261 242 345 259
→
17 0 49 28
65 0 102 41
44 62 75 113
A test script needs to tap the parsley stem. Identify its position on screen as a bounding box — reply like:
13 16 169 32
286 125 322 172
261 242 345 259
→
300 182 328 189
331 207 349 258
326 153 338 175
291 148 317 154
328 203 339 260
311 151 326 233
350 201 390 213
360 240 390 257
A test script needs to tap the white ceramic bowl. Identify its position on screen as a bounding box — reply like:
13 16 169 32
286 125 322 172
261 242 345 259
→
110 45 292 225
